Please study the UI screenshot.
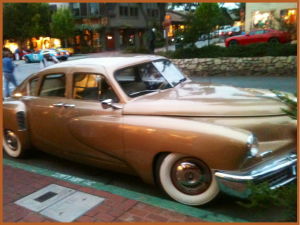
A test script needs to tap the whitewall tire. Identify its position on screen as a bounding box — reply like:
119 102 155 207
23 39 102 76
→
3 129 24 158
156 153 220 206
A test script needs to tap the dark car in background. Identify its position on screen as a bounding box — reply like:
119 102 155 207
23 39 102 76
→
225 28 290 47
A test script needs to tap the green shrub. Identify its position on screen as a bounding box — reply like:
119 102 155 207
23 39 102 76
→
81 46 91 54
122 46 149 54
238 181 297 222
170 43 297 59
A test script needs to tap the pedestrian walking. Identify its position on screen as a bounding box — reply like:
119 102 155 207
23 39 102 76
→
40 52 60 69
14 47 19 60
3 51 18 97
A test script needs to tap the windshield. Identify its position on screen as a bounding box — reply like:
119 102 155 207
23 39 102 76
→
114 60 186 98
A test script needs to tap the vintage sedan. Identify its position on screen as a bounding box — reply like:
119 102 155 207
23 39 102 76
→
3 56 297 206
23 49 69 63
225 28 290 47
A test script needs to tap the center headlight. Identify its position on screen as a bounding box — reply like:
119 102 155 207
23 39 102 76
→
247 133 259 157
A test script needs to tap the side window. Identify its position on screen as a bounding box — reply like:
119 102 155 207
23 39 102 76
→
29 77 39 96
263 30 270 34
73 73 119 102
39 74 66 97
249 31 258 35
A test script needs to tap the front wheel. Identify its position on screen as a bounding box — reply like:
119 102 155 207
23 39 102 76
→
3 129 27 158
156 153 220 206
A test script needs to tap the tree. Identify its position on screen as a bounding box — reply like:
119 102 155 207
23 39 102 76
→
3 3 50 44
231 3 246 21
169 3 200 12
50 6 75 48
177 3 223 45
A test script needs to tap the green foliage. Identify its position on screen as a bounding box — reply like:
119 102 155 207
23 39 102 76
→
177 3 229 45
271 90 297 119
50 7 75 40
170 43 297 59
3 3 50 41
238 181 297 222
122 46 149 54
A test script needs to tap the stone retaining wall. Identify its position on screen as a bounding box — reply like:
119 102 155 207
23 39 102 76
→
170 56 297 76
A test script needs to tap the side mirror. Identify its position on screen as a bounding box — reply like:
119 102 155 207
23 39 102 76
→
101 99 122 109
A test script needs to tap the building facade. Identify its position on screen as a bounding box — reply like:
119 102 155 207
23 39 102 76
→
245 3 297 32
69 3 162 52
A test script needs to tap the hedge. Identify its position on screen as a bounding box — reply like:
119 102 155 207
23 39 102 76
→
123 43 297 59
170 43 297 59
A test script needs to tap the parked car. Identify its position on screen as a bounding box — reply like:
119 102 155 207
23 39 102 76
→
51 47 73 56
214 25 232 37
22 49 69 63
225 28 290 47
3 56 297 206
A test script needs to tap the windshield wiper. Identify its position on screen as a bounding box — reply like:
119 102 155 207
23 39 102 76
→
128 89 160 97
175 77 187 86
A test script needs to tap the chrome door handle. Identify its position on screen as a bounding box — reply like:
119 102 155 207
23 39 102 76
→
64 104 75 108
53 102 63 107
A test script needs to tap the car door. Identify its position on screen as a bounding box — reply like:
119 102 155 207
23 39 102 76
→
28 66 125 164
245 30 263 45
28 67 71 154
58 66 125 163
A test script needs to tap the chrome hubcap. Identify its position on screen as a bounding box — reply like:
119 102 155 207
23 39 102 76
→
171 158 212 195
4 130 18 151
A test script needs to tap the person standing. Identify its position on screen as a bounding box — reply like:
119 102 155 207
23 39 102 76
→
14 47 19 60
149 28 156 54
3 51 18 97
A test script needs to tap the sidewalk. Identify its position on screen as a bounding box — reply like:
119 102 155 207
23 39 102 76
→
3 165 206 222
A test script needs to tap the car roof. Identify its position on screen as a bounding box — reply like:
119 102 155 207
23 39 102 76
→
46 55 166 71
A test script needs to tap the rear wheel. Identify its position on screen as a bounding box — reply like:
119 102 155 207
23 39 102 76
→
156 153 220 206
3 129 27 158
24 57 30 63
229 40 238 46
269 37 279 43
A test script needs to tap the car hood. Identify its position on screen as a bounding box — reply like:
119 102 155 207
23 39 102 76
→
123 81 289 117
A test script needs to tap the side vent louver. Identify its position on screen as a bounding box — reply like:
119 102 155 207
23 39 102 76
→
16 111 26 131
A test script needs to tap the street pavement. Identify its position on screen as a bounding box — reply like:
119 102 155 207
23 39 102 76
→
3 164 207 222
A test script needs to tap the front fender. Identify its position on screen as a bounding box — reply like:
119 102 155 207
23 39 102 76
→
3 100 31 150
123 116 251 185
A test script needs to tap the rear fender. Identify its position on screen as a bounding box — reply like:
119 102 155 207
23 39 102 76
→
123 116 251 184
3 101 31 150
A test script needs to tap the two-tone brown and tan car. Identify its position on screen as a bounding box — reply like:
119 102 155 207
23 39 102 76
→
3 56 297 206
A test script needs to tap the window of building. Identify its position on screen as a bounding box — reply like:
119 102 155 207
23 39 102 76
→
72 3 80 16
280 9 297 24
252 11 274 29
90 3 99 16
119 6 129 16
40 74 66 97
130 7 138 17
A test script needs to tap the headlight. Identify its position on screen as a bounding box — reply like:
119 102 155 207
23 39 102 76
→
247 134 259 157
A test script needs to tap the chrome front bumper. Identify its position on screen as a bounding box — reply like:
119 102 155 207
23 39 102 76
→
214 151 297 199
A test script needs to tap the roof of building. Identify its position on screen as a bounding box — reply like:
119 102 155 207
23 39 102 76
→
166 10 187 22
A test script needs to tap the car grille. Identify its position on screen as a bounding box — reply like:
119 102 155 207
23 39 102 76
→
16 111 26 131
254 167 291 186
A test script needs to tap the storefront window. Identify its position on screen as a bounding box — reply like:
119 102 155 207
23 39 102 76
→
252 11 274 29
280 9 297 24
72 3 80 16
90 3 99 16
93 33 101 47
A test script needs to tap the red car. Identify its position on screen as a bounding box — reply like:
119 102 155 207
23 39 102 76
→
225 28 290 47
